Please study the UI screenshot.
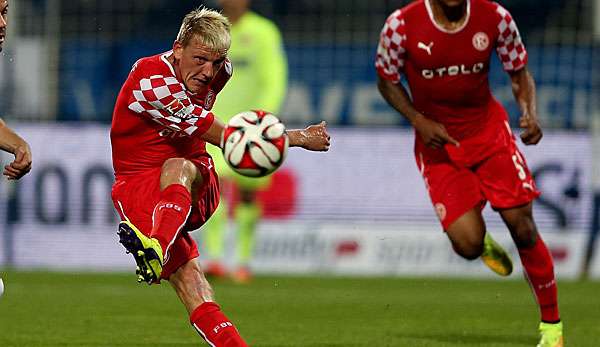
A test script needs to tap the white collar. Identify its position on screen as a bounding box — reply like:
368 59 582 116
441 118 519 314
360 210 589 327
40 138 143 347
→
425 0 471 34
160 51 177 77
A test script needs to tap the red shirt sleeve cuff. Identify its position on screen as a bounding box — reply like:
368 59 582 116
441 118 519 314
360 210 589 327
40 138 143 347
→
376 65 400 84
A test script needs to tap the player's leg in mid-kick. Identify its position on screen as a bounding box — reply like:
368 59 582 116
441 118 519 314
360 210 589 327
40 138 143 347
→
499 203 563 347
116 158 197 283
167 163 248 347
115 158 249 346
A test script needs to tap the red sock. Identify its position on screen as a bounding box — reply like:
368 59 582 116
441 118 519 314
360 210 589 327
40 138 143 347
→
190 302 248 347
518 236 560 322
150 184 192 257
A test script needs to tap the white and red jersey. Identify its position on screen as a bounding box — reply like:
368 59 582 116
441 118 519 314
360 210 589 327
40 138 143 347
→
376 0 527 139
111 51 231 179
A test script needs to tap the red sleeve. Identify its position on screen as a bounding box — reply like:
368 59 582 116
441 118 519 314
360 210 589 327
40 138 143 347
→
494 3 528 72
127 71 215 136
375 9 407 84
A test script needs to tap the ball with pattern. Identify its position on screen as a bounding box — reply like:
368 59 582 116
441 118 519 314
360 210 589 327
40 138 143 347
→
221 110 288 177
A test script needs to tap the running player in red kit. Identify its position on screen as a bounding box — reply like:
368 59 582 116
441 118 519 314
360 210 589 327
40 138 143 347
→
111 7 329 346
376 1 562 346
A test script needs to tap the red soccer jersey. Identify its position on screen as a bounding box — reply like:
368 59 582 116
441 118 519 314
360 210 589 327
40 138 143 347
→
376 0 527 139
111 51 231 178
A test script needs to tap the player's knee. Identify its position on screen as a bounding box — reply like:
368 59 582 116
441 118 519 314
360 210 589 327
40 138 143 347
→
451 238 484 260
161 158 198 188
454 246 483 260
162 158 196 175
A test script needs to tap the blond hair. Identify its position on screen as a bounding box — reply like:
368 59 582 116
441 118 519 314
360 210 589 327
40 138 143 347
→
176 7 231 53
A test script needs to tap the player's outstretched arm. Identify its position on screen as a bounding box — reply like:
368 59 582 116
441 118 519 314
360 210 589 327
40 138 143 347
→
510 67 542 145
0 119 32 180
377 76 458 149
287 121 330 152
201 117 226 147
204 117 330 152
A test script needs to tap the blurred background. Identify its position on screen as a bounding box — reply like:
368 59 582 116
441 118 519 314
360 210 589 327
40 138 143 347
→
0 0 599 280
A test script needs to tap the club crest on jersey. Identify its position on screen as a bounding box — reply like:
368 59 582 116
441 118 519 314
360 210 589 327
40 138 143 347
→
472 32 489 51
165 97 194 119
421 62 485 79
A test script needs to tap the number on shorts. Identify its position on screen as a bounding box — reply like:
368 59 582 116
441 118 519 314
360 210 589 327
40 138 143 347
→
511 151 527 181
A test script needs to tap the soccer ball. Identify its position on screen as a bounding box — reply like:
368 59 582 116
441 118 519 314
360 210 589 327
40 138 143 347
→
221 110 289 177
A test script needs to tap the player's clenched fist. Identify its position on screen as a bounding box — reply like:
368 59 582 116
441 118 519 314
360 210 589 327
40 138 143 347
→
519 115 543 145
0 118 32 180
3 144 32 180
290 121 331 152
412 114 459 149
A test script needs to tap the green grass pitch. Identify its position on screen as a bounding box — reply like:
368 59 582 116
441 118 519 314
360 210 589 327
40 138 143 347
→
0 271 599 346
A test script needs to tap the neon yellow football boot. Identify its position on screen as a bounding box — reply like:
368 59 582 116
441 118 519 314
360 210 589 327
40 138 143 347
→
481 232 513 276
537 321 564 347
118 220 164 284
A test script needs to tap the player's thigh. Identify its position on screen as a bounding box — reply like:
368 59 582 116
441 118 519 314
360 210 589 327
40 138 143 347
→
417 155 485 231
475 142 540 211
445 207 486 259
111 169 162 235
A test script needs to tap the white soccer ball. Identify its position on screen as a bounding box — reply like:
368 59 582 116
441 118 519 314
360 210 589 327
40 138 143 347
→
0 277 4 297
221 110 289 177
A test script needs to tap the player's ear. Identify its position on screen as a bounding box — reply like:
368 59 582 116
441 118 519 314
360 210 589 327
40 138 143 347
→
173 40 184 60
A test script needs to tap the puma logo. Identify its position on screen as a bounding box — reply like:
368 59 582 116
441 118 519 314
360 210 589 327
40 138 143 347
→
418 41 434 55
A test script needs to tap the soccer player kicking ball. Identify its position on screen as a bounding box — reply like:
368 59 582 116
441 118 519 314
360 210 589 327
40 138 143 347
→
376 1 562 346
110 7 329 347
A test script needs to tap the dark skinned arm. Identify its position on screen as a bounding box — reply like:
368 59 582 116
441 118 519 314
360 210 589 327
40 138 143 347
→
509 67 542 145
377 76 459 149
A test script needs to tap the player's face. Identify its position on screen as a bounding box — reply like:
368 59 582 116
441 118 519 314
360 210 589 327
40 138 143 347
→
173 37 227 94
0 0 8 52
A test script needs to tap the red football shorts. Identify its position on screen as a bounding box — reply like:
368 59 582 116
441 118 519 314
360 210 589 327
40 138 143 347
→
415 115 540 230
111 157 220 280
